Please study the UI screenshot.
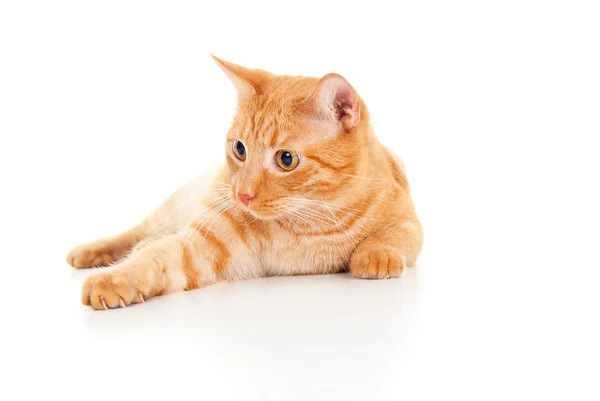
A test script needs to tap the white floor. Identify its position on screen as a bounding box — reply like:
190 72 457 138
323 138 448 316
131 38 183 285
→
4 236 598 401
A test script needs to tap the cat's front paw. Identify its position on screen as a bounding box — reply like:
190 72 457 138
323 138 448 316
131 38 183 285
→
67 241 121 269
350 246 407 279
82 270 148 310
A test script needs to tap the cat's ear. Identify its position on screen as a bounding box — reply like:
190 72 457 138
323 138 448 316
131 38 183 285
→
306 74 361 132
211 55 269 102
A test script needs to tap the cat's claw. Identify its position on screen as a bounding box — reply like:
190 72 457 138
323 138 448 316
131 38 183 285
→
138 292 145 303
99 296 108 310
119 298 126 308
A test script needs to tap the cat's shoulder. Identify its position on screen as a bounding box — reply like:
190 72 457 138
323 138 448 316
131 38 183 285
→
382 146 409 191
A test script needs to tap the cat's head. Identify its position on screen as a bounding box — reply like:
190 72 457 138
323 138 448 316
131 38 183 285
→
213 56 370 220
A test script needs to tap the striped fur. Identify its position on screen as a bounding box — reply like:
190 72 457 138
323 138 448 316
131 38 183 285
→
69 57 423 310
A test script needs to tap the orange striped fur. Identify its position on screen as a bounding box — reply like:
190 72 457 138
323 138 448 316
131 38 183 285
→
69 56 423 310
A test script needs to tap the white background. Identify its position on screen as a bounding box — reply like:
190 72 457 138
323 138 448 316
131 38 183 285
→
1 1 599 400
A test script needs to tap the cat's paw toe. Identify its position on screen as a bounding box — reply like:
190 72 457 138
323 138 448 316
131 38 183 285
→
350 247 407 279
67 242 119 269
82 272 147 310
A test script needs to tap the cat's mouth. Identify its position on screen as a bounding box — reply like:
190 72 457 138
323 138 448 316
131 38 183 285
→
249 210 278 220
233 200 278 220
243 207 278 220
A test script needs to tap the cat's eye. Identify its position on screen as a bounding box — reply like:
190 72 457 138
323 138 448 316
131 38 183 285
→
275 149 299 171
232 140 246 161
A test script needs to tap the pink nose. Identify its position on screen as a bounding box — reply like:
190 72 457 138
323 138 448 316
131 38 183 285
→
238 193 254 206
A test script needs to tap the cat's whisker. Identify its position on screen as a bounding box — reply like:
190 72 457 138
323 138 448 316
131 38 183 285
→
319 203 366 221
284 201 341 227
211 190 233 197
283 215 302 231
213 181 232 188
306 200 342 222
293 208 339 230
319 200 343 225
282 197 359 226
152 199 191 235
320 199 363 212
190 196 231 229
279 201 332 226
179 210 209 255
283 196 343 208
290 197 385 223
179 196 232 254
188 197 234 245
279 198 373 245
336 173 386 182
194 198 231 230
285 197 362 213
283 207 330 234
201 200 235 240
275 209 302 231
182 204 224 253
281 207 321 233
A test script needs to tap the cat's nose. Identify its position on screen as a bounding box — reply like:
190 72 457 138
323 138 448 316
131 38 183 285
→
238 193 255 206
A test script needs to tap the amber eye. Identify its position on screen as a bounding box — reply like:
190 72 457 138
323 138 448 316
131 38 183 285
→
232 140 246 161
275 149 299 171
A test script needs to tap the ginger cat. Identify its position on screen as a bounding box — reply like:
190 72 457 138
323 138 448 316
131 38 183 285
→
68 56 423 310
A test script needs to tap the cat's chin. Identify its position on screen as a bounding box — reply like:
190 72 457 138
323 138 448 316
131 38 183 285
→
240 207 278 221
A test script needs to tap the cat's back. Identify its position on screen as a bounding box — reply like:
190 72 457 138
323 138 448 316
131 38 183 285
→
382 145 410 193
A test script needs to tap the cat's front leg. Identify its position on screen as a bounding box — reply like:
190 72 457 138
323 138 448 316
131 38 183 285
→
350 221 423 279
81 229 223 310
66 226 149 269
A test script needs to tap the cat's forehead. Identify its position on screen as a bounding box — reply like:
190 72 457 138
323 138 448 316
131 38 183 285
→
233 105 312 148
230 76 329 148
239 117 305 149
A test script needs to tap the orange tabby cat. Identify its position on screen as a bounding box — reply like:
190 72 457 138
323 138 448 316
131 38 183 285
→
68 56 423 310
